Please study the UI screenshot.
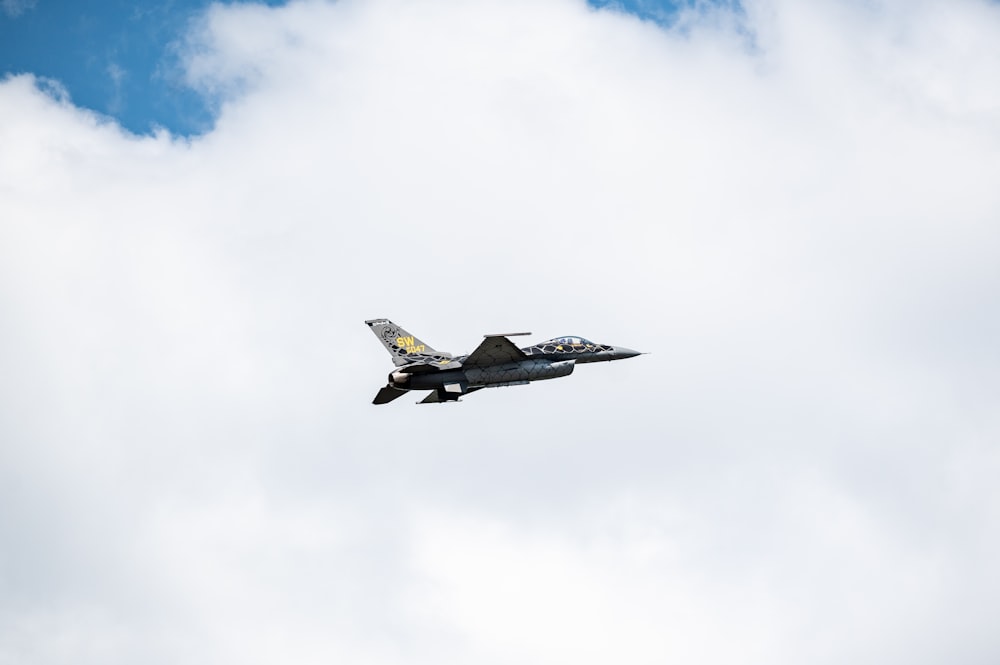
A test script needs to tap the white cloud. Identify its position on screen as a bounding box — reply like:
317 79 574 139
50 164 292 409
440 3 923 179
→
1 0 36 18
2 0 1000 663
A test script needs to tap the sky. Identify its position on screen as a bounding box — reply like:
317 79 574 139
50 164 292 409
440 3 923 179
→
0 0 286 135
2 0 1000 663
0 0 695 135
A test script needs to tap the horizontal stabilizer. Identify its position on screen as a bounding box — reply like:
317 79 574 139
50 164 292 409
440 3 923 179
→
373 385 408 405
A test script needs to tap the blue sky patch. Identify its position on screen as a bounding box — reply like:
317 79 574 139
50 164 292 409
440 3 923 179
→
589 0 694 24
0 0 284 136
1 0 732 137
589 0 743 26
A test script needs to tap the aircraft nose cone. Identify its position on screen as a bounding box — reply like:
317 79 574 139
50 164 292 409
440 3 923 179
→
613 346 641 360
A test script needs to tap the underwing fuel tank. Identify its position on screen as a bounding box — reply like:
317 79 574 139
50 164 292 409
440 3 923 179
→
464 359 575 387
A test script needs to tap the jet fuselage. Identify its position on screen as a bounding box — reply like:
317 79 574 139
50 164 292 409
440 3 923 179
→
366 321 641 404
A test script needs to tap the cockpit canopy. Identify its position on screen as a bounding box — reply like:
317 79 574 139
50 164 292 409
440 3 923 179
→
523 335 611 358
542 336 594 346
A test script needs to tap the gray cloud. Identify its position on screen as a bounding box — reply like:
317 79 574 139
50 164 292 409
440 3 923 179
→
2 0 1000 662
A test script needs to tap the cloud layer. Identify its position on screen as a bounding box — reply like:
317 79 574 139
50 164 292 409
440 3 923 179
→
1 0 35 18
2 0 1000 663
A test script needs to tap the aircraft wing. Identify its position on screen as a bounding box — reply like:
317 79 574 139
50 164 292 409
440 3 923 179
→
463 334 529 367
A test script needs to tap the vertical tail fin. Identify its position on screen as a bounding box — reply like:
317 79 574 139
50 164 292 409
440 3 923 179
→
365 319 438 366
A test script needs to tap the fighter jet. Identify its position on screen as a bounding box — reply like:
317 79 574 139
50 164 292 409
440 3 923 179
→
366 318 641 404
